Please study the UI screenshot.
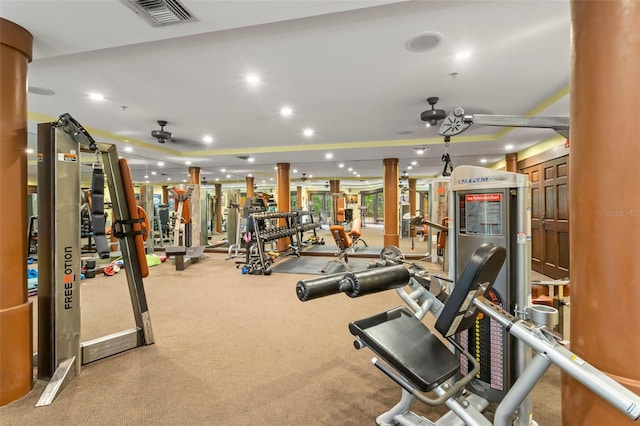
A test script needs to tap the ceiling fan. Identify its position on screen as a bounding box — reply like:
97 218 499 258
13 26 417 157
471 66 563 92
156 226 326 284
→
420 97 447 127
151 120 173 143
300 173 309 182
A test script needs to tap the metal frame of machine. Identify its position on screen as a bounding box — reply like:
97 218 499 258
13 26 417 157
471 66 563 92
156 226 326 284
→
36 116 154 406
295 245 640 425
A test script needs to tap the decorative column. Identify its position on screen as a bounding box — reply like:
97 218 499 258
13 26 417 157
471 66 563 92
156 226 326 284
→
383 158 399 246
246 176 255 198
276 163 290 251
329 179 340 224
562 2 640 424
162 185 169 204
215 183 222 233
0 18 33 406
409 178 417 237
505 153 518 172
296 185 303 209
188 166 200 185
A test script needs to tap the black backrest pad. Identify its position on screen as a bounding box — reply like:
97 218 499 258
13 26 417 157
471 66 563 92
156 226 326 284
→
434 243 506 337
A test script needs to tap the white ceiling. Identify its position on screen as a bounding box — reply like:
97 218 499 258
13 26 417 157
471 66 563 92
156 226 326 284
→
3 0 571 189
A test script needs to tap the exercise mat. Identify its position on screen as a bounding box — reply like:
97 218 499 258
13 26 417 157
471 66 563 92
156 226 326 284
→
271 256 372 275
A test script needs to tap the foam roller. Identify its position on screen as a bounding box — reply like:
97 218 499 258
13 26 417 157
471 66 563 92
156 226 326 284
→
296 272 348 301
338 265 410 298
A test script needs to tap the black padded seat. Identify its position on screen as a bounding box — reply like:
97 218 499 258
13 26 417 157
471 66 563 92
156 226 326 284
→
349 307 459 392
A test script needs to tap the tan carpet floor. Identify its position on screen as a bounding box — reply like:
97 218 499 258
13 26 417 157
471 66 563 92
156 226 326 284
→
1 227 564 425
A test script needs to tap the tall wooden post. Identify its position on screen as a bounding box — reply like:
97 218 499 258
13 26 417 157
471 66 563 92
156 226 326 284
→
562 2 640 424
246 176 255 198
276 163 290 251
0 18 33 406
506 153 518 172
383 158 399 246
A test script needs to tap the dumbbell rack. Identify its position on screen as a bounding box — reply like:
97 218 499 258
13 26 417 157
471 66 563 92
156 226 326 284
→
250 211 301 274
295 211 323 246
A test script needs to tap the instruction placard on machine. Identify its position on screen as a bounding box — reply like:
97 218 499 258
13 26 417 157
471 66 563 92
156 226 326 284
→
460 193 503 236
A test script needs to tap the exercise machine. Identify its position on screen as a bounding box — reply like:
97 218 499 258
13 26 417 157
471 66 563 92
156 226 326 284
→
165 185 205 270
322 218 368 273
295 245 640 425
36 114 153 406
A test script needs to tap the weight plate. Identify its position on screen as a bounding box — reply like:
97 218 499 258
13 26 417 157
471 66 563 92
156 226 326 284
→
380 245 405 263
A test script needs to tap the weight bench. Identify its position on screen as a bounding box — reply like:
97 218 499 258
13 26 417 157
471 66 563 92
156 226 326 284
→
321 218 368 273
166 245 206 271
349 243 504 422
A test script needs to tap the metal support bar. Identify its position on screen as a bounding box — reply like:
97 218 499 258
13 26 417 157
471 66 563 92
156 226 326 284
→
36 357 77 407
475 297 640 420
438 107 569 138
494 353 551 426
97 143 154 346
81 329 140 364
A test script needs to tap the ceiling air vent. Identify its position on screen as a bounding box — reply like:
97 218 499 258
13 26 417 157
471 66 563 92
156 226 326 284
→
121 0 198 27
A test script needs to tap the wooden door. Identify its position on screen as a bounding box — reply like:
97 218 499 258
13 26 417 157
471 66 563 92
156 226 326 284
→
521 165 543 272
521 155 570 279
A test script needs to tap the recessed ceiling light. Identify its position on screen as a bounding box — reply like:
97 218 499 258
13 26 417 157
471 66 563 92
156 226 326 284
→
248 157 255 163
352 171 357 175
262 180 266 183
124 147 133 153
89 92 105 101
221 168 226 172
145 180 150 183
215 178 220 181
166 177 171 181
348 167 353 172
405 32 443 53
144 175 149 178
505 144 514 150
246 74 261 86
338 163 344 168
480 158 487 164
270 178 274 181
226 174 231 178
414 147 428 155
309 174 313 178
357 174 361 177
411 161 418 166
151 171 157 175
280 106 293 117
274 166 277 170
118 156 123 159
248 173 253 177
157 161 164 167
26 148 34 154
182 180 187 183
293 169 298 173
303 128 314 137
407 166 413 170
325 153 333 159
203 135 213 144
185 161 191 165
456 51 471 60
